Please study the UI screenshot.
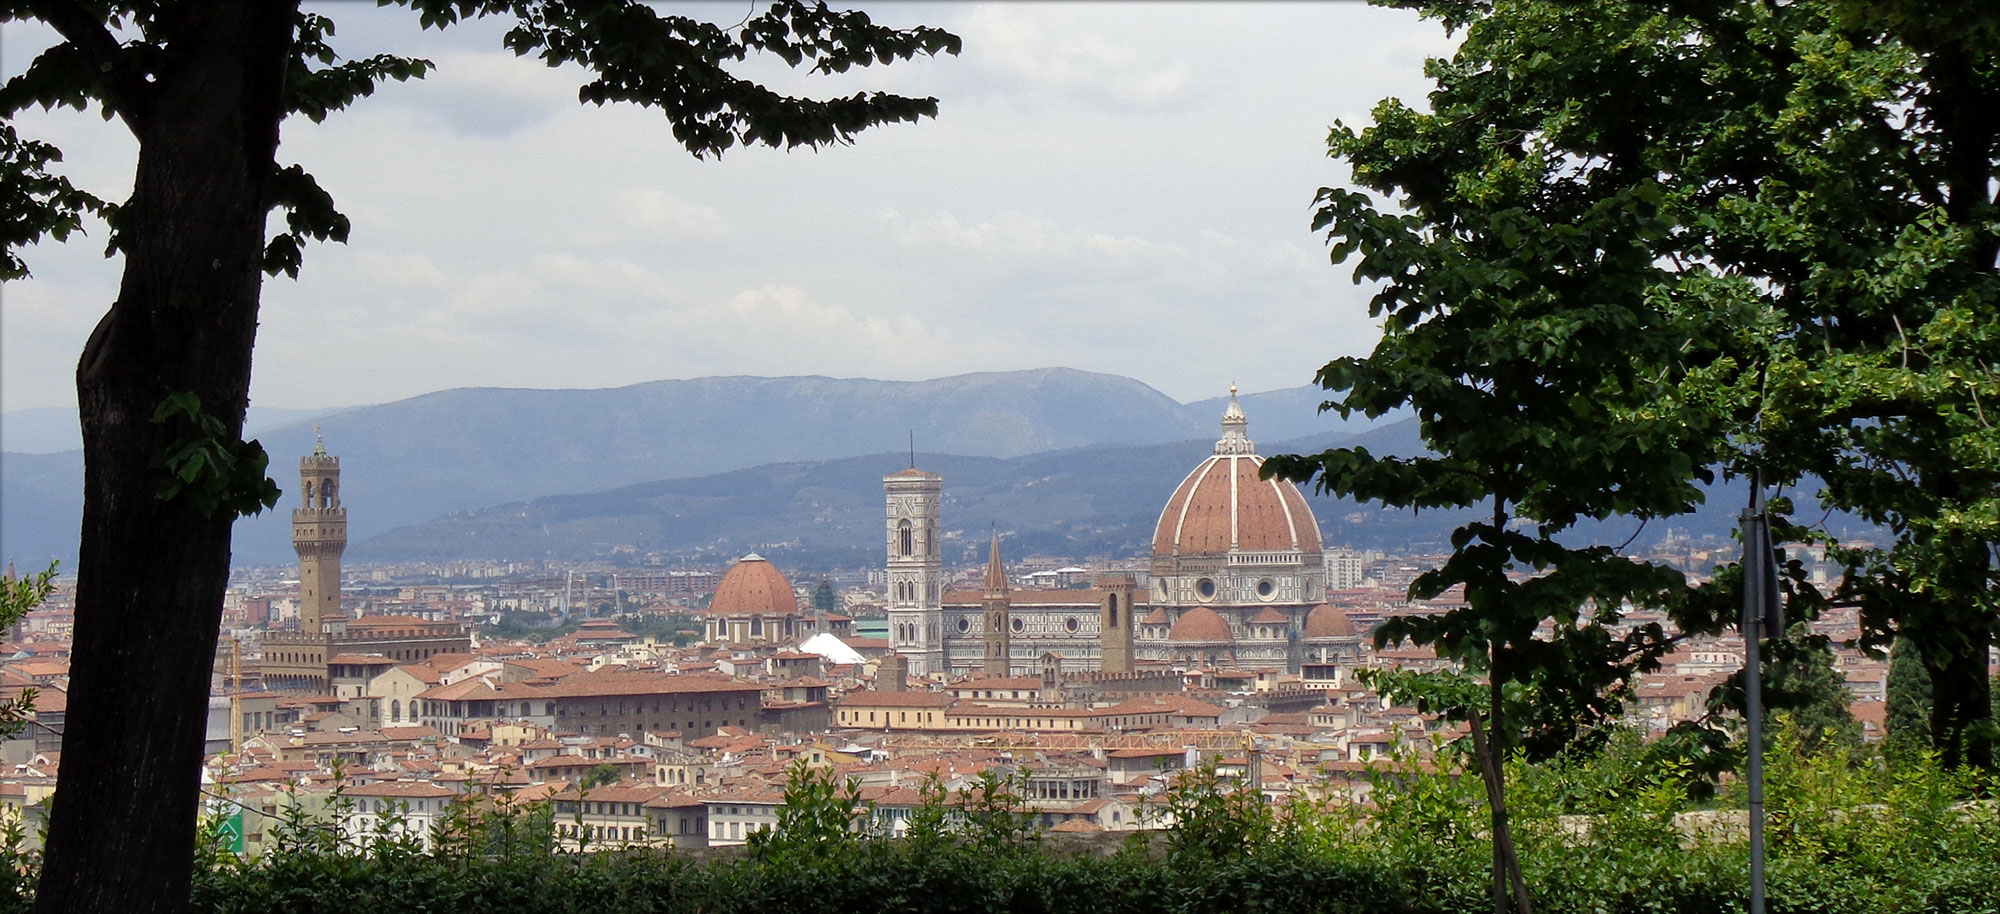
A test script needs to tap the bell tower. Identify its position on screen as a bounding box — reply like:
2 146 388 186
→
981 532 1011 677
884 466 944 675
1097 572 1136 673
293 428 347 634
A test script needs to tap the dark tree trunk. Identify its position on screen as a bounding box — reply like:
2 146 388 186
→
1917 536 1995 771
36 4 296 914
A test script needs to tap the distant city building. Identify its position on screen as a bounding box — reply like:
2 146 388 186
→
700 554 832 644
261 434 469 693
885 387 1363 678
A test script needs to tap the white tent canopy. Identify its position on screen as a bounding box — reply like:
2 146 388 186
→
798 632 866 667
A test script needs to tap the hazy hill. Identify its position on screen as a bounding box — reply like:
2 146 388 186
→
2 369 1374 567
354 419 1468 568
357 415 1873 573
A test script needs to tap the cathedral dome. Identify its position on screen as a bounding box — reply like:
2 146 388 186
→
1303 604 1357 640
711 553 798 616
1152 389 1322 557
1167 607 1233 643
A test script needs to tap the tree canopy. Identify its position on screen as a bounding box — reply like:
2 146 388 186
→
0 4 956 914
1270 0 1998 767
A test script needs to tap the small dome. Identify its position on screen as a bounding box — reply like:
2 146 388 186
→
711 554 798 616
1167 607 1233 643
1249 607 1289 625
1140 607 1170 626
1303 604 1357 640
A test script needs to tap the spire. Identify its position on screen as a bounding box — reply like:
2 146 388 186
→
312 423 328 457
983 530 1008 595
1214 383 1255 455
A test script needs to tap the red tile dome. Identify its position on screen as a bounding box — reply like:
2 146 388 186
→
1303 604 1357 640
710 553 798 616
1152 390 1322 558
1167 607 1233 643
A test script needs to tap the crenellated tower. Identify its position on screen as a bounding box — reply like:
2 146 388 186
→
884 466 945 675
292 428 347 634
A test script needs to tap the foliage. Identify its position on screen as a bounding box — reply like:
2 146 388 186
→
1761 623 1863 754
749 761 868 859
0 741 1988 914
1271 0 2000 772
1153 761 1275 864
481 610 579 643
1886 636 1932 753
148 394 281 520
612 613 701 645
0 565 56 736
580 764 622 790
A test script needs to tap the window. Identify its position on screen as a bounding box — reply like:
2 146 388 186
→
898 520 913 556
1196 578 1216 599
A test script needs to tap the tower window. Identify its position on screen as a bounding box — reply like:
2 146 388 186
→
898 520 913 556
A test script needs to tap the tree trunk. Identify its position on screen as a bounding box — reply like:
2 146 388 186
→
1470 704 1532 914
35 5 296 914
1928 624 1994 771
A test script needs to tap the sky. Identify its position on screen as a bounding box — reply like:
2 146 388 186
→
0 2 1456 415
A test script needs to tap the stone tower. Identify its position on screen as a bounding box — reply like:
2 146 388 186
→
884 467 945 675
293 428 346 634
981 532 1011 677
1097 572 1136 673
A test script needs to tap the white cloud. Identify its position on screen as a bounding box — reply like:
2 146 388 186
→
958 6 1194 108
610 188 729 239
2 2 1455 414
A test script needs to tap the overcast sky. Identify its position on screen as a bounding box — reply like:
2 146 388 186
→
1 2 1454 414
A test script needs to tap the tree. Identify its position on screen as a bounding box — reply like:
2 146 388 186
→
1274 0 1999 781
0 4 957 913
0 564 57 735
1763 623 1862 755
581 763 622 790
1885 635 1933 752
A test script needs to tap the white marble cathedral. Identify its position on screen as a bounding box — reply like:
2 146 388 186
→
886 388 1362 677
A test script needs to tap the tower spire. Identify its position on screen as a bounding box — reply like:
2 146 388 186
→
984 529 1008 595
312 423 327 457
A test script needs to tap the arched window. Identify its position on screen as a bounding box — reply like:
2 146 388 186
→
898 520 913 556
390 700 401 722
1108 594 1120 626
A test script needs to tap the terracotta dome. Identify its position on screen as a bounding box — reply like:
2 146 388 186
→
710 553 798 616
1152 391 1322 557
1303 604 1357 640
1167 607 1233 643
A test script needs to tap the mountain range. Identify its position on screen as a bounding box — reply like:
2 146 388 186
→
1 369 1382 568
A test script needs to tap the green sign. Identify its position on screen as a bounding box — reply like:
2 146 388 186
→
217 812 244 855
